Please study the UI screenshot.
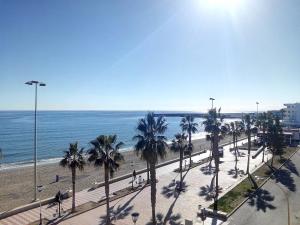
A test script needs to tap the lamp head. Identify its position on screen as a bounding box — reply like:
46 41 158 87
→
131 212 139 223
25 81 33 85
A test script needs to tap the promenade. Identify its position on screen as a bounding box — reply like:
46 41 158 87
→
0 137 266 225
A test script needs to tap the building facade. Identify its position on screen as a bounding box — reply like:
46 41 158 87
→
283 103 300 127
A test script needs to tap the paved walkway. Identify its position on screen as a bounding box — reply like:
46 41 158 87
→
0 137 267 225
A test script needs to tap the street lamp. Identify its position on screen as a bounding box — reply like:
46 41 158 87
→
200 208 207 225
37 185 44 225
55 191 63 217
131 212 139 225
209 97 215 109
25 80 46 201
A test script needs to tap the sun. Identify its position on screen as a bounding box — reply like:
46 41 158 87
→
206 0 242 13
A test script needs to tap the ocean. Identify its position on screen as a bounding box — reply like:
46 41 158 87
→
0 111 236 169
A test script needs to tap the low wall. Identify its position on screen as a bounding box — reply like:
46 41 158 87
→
0 191 71 220
197 208 227 222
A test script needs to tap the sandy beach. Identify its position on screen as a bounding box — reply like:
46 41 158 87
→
0 135 240 212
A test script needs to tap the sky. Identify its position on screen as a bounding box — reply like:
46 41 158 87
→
0 0 299 112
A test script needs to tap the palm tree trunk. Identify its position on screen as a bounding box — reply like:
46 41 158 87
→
189 131 192 167
234 135 238 163
246 132 251 175
213 135 219 211
262 129 266 162
209 140 213 166
104 164 111 225
150 162 157 225
271 151 274 167
72 167 76 213
179 149 183 190
146 161 150 184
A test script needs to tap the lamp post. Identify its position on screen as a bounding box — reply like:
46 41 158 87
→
55 191 63 217
131 212 139 225
209 98 215 109
25 80 46 201
37 185 44 225
200 208 206 225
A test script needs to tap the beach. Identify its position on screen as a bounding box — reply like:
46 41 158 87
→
0 135 239 212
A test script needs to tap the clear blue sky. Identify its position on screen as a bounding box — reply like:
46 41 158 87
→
0 0 299 112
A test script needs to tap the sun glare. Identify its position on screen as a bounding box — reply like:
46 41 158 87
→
206 0 242 13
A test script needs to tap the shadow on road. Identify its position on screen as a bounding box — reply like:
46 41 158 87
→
272 169 296 192
281 158 299 177
248 189 276 212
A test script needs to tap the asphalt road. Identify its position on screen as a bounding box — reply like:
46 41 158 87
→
228 149 300 225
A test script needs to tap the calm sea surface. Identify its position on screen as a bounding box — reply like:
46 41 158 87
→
0 111 236 168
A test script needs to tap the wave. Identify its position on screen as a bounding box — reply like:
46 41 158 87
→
0 157 62 171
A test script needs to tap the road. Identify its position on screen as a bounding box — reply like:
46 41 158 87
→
228 150 300 225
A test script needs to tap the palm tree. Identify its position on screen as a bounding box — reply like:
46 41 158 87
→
267 116 284 166
59 142 85 213
180 115 198 167
170 133 188 190
203 108 227 210
243 114 257 175
256 112 268 162
133 112 168 225
88 135 124 225
227 121 243 169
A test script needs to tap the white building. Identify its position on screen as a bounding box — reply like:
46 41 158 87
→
283 103 300 127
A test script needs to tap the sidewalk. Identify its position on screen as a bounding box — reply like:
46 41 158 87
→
0 137 266 225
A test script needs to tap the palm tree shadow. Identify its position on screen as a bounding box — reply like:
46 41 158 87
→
272 169 296 192
228 168 245 179
161 169 190 199
200 165 215 175
98 186 144 224
199 174 222 201
161 181 188 199
146 212 181 225
247 189 276 212
198 185 214 201
282 159 299 176
158 172 189 225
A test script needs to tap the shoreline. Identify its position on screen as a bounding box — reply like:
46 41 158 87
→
0 133 208 172
0 135 240 212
